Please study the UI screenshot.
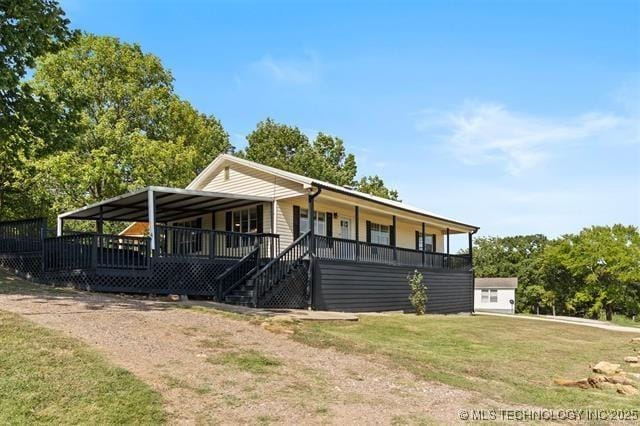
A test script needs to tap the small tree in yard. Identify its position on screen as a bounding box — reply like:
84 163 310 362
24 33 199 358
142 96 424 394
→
408 270 427 315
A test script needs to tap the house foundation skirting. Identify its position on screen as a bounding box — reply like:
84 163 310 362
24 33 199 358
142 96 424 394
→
312 259 473 313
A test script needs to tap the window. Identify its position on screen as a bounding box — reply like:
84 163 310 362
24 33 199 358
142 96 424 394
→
233 207 258 234
418 233 435 252
481 289 498 303
370 222 390 245
299 209 326 236
172 218 202 254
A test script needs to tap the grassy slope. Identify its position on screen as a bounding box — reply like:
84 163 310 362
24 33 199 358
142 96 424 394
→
0 310 165 424
293 314 640 409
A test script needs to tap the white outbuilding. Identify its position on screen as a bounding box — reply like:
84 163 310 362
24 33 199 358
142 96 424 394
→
474 277 518 314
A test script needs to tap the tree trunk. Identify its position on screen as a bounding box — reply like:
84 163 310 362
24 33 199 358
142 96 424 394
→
536 305 540 316
606 305 613 321
552 305 556 317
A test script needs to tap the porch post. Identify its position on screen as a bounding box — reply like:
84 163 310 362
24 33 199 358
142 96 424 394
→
148 189 156 254
446 228 450 255
308 192 315 255
421 222 426 266
468 232 473 261
97 206 104 234
392 215 397 262
56 216 63 237
354 206 360 261
209 212 216 259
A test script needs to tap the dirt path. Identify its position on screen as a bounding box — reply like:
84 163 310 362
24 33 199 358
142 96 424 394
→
0 282 485 425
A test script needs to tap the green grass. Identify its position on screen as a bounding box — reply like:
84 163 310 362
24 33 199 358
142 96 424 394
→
0 310 165 424
292 314 640 409
608 314 640 328
207 349 282 374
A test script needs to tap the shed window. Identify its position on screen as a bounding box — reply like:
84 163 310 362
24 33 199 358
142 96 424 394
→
481 289 498 303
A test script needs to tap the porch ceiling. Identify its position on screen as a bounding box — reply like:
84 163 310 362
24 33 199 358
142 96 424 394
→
59 186 271 223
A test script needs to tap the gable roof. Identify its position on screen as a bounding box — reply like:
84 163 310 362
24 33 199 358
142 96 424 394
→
475 278 518 289
188 154 479 231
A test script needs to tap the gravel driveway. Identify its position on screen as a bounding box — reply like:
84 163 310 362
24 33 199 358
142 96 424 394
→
0 279 484 425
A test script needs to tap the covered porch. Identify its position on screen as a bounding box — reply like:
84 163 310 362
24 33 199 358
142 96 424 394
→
56 186 280 269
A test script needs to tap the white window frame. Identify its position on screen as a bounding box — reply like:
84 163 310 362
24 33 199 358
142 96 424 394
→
418 233 435 252
232 206 258 234
300 209 327 236
370 222 390 245
481 289 498 303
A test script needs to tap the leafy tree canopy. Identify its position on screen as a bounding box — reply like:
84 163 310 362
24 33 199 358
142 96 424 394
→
0 0 76 219
242 118 398 199
474 226 640 320
23 34 230 221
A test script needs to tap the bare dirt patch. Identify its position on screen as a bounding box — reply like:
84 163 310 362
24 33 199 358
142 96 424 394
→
0 280 486 425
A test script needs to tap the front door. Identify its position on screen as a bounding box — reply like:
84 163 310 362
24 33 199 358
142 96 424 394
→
339 218 351 239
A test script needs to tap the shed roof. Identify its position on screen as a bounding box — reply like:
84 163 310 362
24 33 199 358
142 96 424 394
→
475 277 518 289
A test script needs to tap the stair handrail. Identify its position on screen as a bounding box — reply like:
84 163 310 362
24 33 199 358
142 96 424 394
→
215 244 260 301
251 230 310 306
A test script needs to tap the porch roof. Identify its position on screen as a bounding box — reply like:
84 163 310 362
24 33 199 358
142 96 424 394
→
59 186 271 223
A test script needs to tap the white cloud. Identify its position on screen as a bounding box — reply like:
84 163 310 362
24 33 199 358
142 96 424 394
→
416 101 636 175
251 51 321 85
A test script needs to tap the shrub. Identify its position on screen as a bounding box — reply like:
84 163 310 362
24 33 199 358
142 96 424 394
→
407 270 427 315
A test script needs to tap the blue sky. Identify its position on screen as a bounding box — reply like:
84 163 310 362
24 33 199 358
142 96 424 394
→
61 0 639 248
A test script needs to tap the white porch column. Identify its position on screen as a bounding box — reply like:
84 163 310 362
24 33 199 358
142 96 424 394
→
56 215 63 237
272 200 278 234
148 189 156 252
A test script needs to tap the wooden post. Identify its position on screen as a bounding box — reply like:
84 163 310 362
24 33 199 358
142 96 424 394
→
354 206 360 261
308 192 315 255
392 215 397 262
97 206 104 234
421 222 426 266
446 228 450 255
148 189 156 254
468 232 473 260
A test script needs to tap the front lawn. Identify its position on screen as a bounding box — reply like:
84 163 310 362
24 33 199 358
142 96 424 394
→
0 310 165 424
292 314 640 409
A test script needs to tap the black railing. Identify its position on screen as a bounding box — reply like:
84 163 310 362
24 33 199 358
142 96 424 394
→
215 245 260 301
0 217 46 253
155 225 279 259
252 231 310 306
95 234 150 270
43 233 94 271
314 235 471 270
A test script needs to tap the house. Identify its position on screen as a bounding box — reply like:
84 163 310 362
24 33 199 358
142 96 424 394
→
0 154 479 313
474 278 518 314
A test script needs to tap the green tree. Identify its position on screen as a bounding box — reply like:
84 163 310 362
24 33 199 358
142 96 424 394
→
25 34 230 221
354 175 399 201
473 234 549 313
546 225 640 320
243 118 398 199
0 0 76 219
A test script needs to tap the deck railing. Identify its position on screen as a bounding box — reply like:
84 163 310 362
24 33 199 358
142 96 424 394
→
95 234 150 270
43 233 94 271
252 231 310 305
314 235 471 270
155 225 279 259
0 217 46 253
